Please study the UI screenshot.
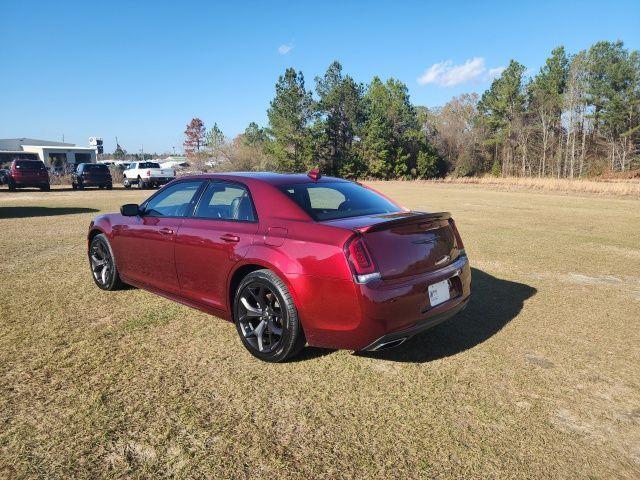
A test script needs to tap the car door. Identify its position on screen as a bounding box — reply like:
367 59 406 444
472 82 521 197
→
113 180 205 294
175 180 259 311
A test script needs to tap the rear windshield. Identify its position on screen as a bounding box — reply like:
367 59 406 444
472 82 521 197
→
281 182 402 221
15 160 46 170
139 162 160 169
83 163 108 171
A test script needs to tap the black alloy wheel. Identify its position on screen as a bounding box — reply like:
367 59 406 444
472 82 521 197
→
89 234 124 290
234 270 305 362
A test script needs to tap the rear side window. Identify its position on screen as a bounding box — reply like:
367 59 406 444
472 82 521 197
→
15 160 46 170
194 182 256 222
281 182 401 221
143 181 204 217
139 162 160 169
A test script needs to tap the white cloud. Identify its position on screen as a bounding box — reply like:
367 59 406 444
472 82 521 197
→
417 57 504 87
488 66 505 78
278 44 293 55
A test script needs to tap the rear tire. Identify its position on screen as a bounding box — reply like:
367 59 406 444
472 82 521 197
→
40 185 50 191
137 178 145 189
233 269 305 362
89 234 125 291
8 181 16 191
106 184 113 190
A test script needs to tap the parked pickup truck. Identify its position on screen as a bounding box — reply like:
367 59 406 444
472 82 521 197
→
122 162 175 189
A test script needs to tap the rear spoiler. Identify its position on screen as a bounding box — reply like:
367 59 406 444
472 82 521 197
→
355 211 451 233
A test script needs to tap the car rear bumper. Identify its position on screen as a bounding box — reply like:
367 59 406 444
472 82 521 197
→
362 295 469 351
81 179 112 186
299 255 471 351
146 177 172 184
12 179 49 187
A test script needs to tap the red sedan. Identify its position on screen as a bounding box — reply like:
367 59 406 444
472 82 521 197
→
87 171 471 362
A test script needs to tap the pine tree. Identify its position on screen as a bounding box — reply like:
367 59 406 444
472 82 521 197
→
529 46 569 176
478 60 526 175
205 123 225 157
267 68 315 171
113 144 126 160
315 61 365 176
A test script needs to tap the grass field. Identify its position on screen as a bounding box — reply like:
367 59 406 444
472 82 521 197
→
1 182 639 479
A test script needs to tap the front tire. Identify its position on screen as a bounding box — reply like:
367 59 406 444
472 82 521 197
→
123 178 131 189
233 269 305 362
89 234 125 291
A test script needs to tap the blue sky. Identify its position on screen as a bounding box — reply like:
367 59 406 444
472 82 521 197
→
1 0 639 154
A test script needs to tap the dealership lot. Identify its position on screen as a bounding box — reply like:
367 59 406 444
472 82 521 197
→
1 183 638 478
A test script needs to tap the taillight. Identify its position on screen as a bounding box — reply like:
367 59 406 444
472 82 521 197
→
146 170 151 177
345 236 380 283
448 218 465 253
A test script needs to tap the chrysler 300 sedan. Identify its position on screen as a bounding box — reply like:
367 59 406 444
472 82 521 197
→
87 171 471 362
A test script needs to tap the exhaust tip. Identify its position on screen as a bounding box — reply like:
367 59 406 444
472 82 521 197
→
370 337 407 351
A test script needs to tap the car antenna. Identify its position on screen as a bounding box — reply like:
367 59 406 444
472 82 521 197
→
307 167 321 181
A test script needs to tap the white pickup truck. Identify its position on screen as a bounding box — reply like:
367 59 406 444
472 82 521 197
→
122 161 175 189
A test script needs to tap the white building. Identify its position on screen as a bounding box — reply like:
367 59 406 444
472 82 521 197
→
0 138 97 172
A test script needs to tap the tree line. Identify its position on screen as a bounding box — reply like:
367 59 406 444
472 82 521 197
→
184 40 639 179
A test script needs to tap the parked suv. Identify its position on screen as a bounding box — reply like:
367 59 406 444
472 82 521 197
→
5 159 50 191
72 163 113 190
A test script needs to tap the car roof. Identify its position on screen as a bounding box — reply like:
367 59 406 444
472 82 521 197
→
177 172 352 186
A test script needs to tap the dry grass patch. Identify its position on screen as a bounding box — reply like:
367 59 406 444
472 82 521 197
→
431 175 640 197
1 183 639 478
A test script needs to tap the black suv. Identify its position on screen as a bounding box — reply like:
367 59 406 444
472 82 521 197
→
72 163 112 190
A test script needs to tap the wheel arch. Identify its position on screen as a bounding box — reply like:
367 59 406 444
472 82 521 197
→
227 260 301 321
88 227 105 245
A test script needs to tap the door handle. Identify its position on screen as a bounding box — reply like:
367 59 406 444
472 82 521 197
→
159 227 174 236
220 233 240 243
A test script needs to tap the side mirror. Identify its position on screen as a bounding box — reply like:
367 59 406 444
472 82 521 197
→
120 203 141 216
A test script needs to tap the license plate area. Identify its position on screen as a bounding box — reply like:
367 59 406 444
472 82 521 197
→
428 279 451 307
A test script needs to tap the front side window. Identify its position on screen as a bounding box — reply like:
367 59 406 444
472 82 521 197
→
194 182 256 221
143 181 203 217
281 181 402 221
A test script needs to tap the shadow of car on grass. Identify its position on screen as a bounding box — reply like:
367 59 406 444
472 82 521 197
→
356 267 537 363
0 206 99 219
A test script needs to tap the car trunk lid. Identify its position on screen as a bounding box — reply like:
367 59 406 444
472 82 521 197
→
330 211 458 280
